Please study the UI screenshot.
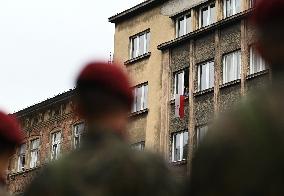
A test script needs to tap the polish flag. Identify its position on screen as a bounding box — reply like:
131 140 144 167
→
175 94 185 119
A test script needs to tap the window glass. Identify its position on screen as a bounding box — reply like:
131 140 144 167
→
51 132 61 160
186 14 192 34
30 139 39 168
210 4 216 24
198 61 214 91
201 7 209 27
139 34 145 56
18 144 26 172
132 142 145 151
132 84 148 113
172 131 189 162
197 125 209 146
223 51 241 83
250 47 266 74
178 17 185 37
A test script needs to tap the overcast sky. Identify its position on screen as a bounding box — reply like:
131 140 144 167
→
0 0 142 113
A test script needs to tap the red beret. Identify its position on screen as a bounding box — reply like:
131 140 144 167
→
252 0 284 27
0 111 23 145
77 61 133 110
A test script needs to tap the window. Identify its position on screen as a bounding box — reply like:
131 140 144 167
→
17 144 26 172
174 68 189 97
196 125 208 147
224 0 241 18
132 142 145 151
172 131 189 162
198 61 214 91
130 31 150 59
74 123 85 149
132 83 148 113
250 46 266 75
223 50 241 83
199 3 216 28
176 13 192 37
30 139 39 168
51 131 61 161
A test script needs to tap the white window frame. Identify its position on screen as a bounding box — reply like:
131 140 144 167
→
249 46 266 75
17 143 26 172
73 123 85 149
51 131 61 161
132 83 148 113
171 131 189 162
196 125 209 147
29 139 40 169
223 0 241 18
199 2 216 28
223 50 241 84
176 13 192 38
131 141 145 151
198 61 215 91
130 31 150 59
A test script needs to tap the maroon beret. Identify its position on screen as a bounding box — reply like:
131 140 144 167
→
76 61 133 110
252 0 284 27
0 111 23 145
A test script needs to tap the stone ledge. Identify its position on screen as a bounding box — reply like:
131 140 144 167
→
220 79 241 89
193 87 214 97
129 109 149 118
124 52 151 65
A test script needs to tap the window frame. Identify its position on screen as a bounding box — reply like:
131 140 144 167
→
223 0 241 18
173 68 189 98
17 143 26 172
130 30 150 59
51 131 62 161
29 138 40 169
131 141 145 151
197 60 215 91
171 130 189 162
175 12 192 38
249 46 266 75
73 122 85 149
199 2 216 28
196 125 209 147
132 83 149 113
222 50 242 84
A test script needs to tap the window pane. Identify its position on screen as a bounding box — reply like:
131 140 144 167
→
143 85 148 109
182 132 189 160
146 32 150 53
139 34 145 56
186 15 192 33
132 37 138 58
178 17 185 37
136 86 143 111
174 133 181 161
132 89 137 112
235 0 241 14
201 7 209 27
210 4 216 24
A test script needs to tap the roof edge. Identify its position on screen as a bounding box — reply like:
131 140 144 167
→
109 0 167 23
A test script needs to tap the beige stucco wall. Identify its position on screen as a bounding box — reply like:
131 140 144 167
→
113 5 175 152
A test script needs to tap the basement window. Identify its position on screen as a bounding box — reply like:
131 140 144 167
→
17 143 26 172
196 125 208 147
197 61 214 91
223 0 241 18
223 50 241 84
132 83 148 113
173 68 189 97
51 131 61 161
199 3 216 28
249 46 267 75
74 123 85 149
172 131 189 162
131 141 145 151
176 13 192 37
130 31 150 59
30 139 40 169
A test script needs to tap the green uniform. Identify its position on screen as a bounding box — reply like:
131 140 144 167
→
188 75 284 196
24 127 180 196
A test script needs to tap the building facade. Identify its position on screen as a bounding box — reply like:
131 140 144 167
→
109 0 269 175
6 0 270 194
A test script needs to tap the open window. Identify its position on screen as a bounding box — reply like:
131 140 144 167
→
174 68 189 97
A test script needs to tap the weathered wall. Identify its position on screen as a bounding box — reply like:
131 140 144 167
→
114 4 175 151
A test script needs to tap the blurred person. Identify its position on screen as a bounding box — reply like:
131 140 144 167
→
0 111 23 196
186 0 284 196
24 62 180 196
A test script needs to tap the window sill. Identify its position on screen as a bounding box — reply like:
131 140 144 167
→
193 87 214 97
170 160 187 166
220 79 241 89
9 166 41 178
129 108 149 118
246 69 269 80
169 95 189 105
124 52 151 65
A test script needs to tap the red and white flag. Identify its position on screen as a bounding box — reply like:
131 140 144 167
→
175 94 185 118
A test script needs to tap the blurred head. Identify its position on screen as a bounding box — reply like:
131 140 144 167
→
0 111 23 174
252 0 284 68
75 61 133 136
